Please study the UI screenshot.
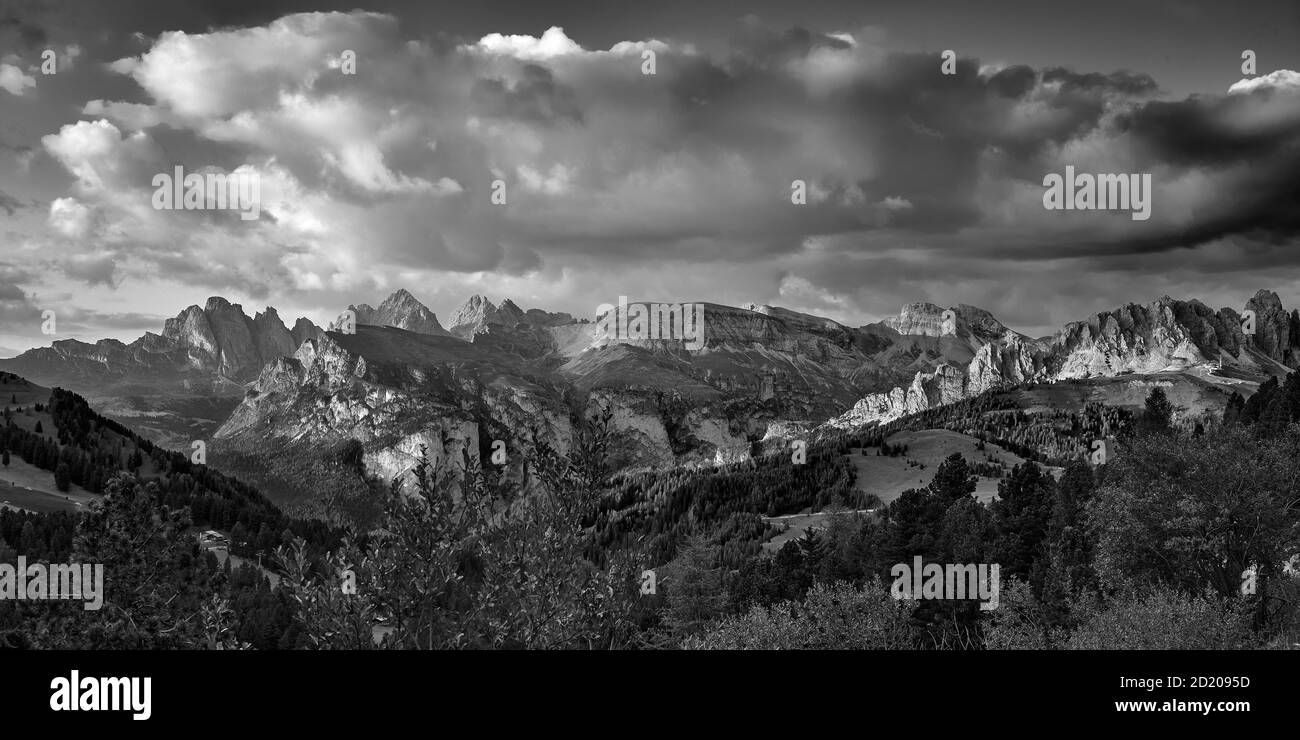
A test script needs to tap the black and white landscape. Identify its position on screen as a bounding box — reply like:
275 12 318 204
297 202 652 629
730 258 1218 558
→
2 0 1300 654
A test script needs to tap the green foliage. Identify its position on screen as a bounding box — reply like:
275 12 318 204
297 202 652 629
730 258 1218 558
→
54 462 71 492
657 534 727 639
1135 386 1175 435
1064 587 1254 650
278 415 648 649
1039 461 1098 622
687 581 915 650
12 474 222 649
982 579 1058 649
594 436 862 566
1089 424 1300 600
989 462 1055 586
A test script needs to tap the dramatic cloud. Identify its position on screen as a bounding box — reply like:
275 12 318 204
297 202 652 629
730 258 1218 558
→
6 9 1300 346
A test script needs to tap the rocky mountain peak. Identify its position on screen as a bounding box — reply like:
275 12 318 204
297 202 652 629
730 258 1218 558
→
882 302 952 337
291 317 324 345
954 304 1012 340
151 297 321 380
253 306 284 325
449 294 500 338
349 289 449 336
204 296 237 313
450 294 496 321
498 298 525 320
1247 289 1284 312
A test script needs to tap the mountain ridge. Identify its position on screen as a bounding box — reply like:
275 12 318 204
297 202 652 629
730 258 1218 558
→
5 287 1295 511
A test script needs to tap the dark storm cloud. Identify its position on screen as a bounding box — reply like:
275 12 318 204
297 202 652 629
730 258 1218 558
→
1118 90 1300 167
13 8 1300 343
985 65 1037 99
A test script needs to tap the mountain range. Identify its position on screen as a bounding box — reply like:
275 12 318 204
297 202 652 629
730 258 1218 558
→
2 288 1293 516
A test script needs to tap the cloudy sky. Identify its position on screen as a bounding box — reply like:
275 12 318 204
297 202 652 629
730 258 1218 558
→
1 0 1299 356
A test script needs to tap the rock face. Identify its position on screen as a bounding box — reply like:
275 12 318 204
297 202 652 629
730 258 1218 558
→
215 327 571 492
881 302 951 338
827 291 1297 428
292 317 325 346
828 364 967 428
155 297 318 381
967 334 1042 393
1244 290 1300 367
448 294 531 338
349 289 451 337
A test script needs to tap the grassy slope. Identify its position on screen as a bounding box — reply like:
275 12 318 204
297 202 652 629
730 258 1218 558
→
761 428 1059 552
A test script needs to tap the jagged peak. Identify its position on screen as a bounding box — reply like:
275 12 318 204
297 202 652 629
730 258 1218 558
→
449 294 498 328
378 288 431 312
204 296 240 313
1247 289 1283 309
253 306 285 324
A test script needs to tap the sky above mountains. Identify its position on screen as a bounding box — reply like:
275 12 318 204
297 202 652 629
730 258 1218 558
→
1 0 1299 356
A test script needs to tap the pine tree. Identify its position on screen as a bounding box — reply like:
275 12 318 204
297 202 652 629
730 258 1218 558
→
1138 387 1174 435
54 462 71 492
929 453 977 502
661 534 727 638
1040 461 1097 623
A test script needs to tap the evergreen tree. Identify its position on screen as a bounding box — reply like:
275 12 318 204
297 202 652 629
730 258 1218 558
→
660 534 728 639
1138 387 1174 435
928 453 977 502
1040 461 1098 623
989 462 1055 585
19 520 41 557
54 462 72 492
